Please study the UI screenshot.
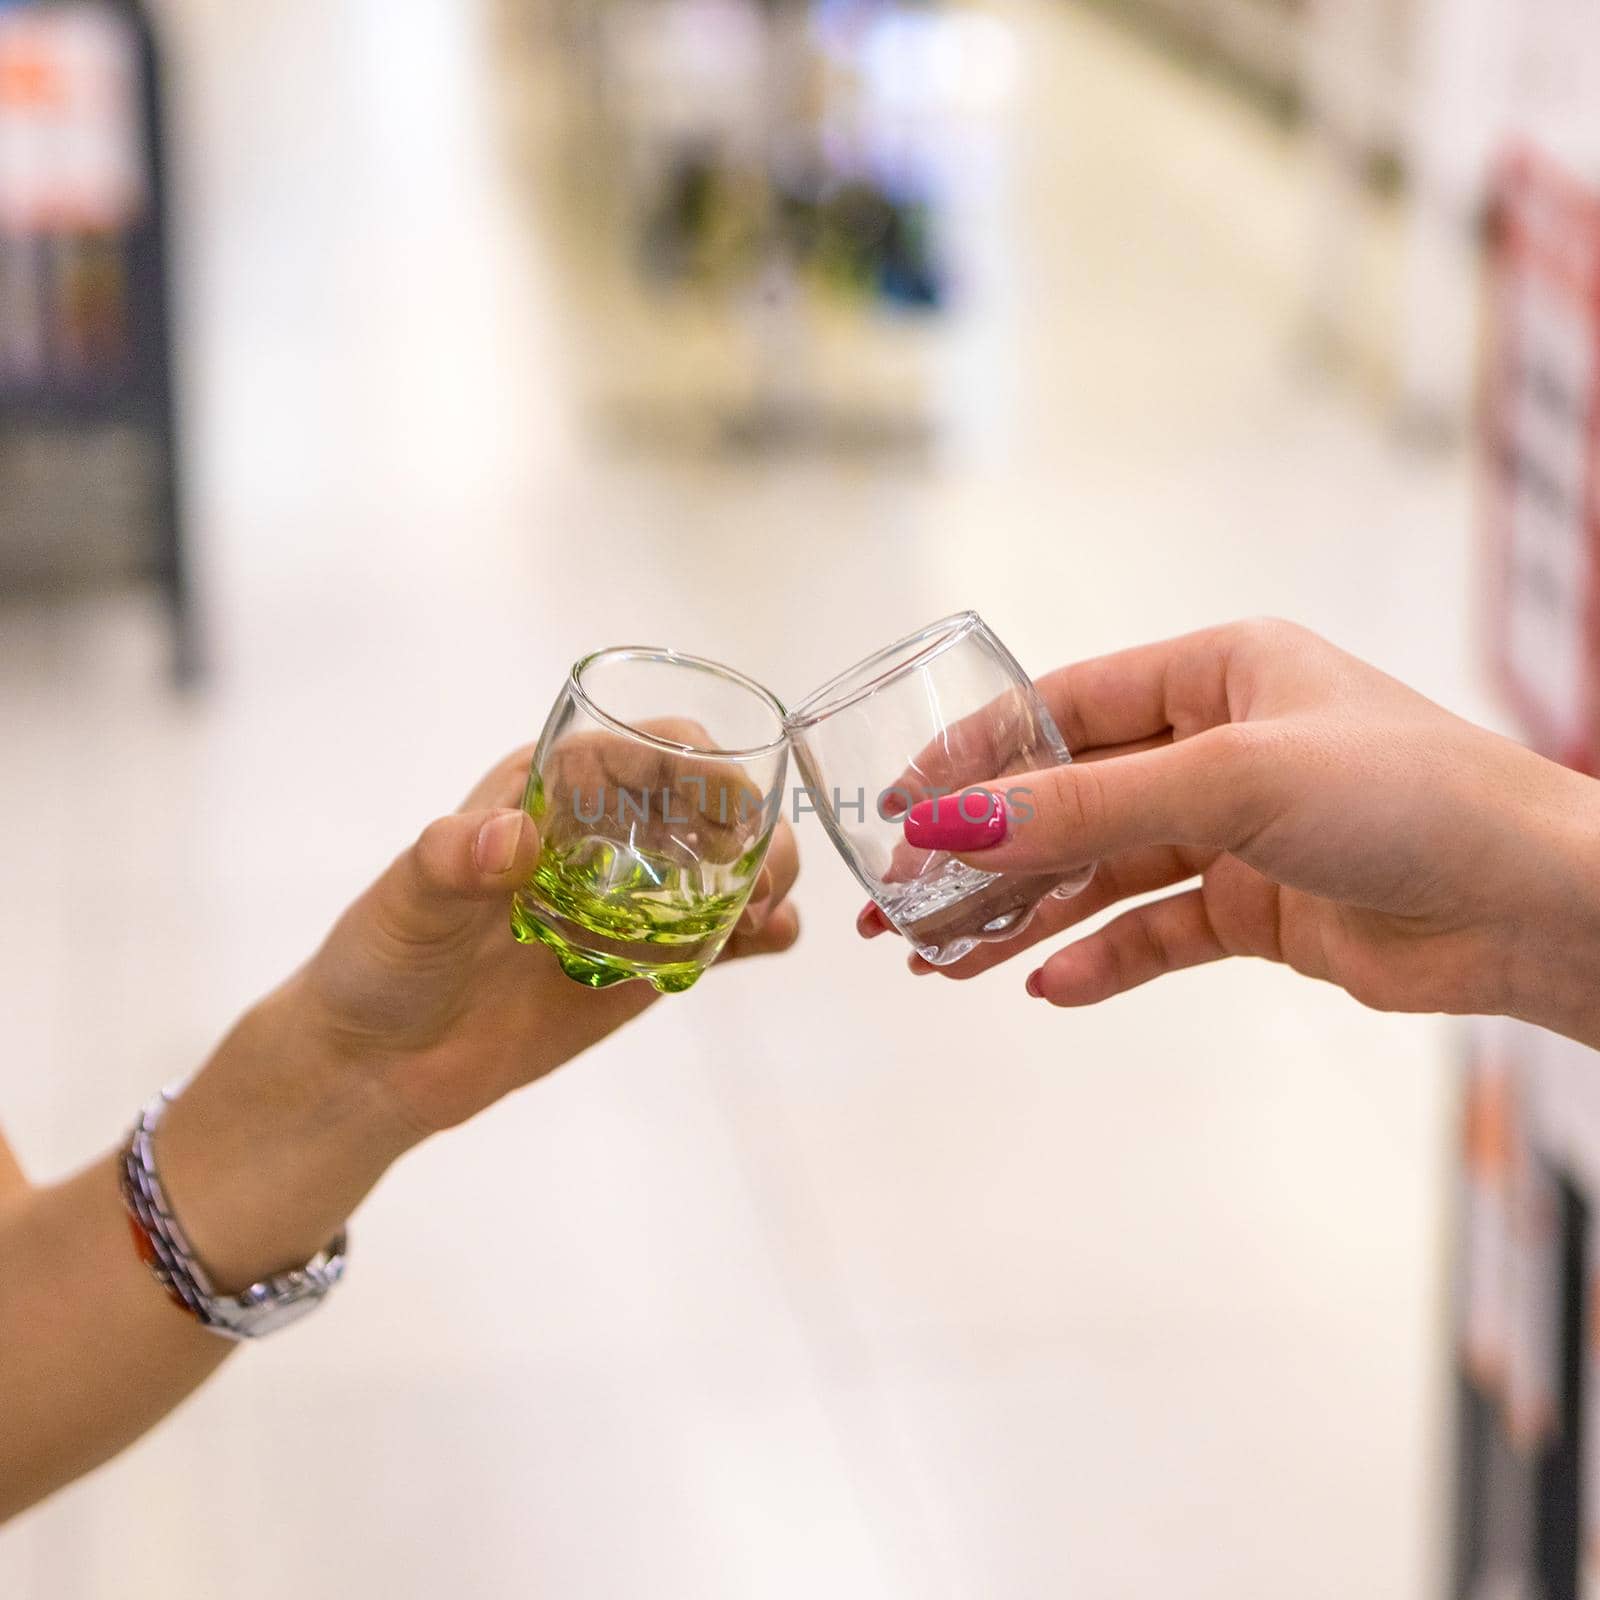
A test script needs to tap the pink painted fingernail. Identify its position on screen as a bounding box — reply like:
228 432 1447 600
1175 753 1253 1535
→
1025 969 1046 998
903 792 1007 852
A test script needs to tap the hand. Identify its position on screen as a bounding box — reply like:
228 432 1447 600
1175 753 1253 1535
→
160 746 799 1288
0 742 800 1514
300 743 801 1137
861 620 1600 1047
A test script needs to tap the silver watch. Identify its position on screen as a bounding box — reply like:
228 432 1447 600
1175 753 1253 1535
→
119 1089 348 1340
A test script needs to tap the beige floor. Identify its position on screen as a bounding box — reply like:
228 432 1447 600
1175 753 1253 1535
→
1 1 1477 1595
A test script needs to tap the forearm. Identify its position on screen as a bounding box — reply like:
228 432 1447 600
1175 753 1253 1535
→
1515 902 1600 1053
0 1151 235 1521
0 986 416 1522
156 981 415 1290
1499 762 1600 1051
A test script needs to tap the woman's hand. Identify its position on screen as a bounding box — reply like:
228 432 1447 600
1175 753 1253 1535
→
863 620 1600 1048
160 746 799 1289
300 744 800 1137
0 747 799 1519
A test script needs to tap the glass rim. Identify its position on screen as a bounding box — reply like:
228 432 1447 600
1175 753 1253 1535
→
783 611 984 731
569 646 789 762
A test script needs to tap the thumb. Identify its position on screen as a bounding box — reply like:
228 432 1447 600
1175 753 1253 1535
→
368 808 542 944
912 727 1267 873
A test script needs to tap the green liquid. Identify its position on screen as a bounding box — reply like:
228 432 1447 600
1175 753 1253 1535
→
510 835 765 993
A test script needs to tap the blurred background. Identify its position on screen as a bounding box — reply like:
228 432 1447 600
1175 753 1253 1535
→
2 0 1597 1594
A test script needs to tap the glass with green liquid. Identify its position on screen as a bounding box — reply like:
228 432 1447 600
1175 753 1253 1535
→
511 647 788 993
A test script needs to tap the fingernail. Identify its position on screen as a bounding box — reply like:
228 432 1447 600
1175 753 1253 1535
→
856 902 887 939
475 811 524 875
742 869 775 931
1025 969 1046 998
909 956 935 976
903 792 1007 852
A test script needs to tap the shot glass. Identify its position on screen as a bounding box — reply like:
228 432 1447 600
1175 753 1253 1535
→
785 611 1093 967
511 647 789 993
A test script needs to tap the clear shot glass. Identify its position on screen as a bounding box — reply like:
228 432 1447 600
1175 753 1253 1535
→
511 647 789 993
785 611 1094 967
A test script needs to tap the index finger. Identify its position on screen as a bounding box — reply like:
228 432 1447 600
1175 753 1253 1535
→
1034 626 1239 755
540 726 766 862
878 689 1041 813
946 725 1268 874
879 626 1243 812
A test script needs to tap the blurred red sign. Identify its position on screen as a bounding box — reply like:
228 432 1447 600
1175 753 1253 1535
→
1485 143 1600 772
0 3 144 234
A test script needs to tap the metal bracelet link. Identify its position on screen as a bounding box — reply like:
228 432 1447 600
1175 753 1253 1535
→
118 1089 347 1340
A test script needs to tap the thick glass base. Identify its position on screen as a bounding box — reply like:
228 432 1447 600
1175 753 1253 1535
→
884 862 1098 968
510 897 708 994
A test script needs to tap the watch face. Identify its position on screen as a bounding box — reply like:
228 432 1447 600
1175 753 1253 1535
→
208 1247 346 1339
213 1291 324 1339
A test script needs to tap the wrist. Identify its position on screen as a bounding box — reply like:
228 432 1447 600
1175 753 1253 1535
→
155 980 418 1294
1504 768 1600 1049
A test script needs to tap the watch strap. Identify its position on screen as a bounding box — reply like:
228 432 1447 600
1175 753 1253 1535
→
119 1089 347 1340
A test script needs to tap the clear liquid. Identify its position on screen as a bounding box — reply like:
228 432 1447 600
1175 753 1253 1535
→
878 860 1094 966
511 833 766 993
